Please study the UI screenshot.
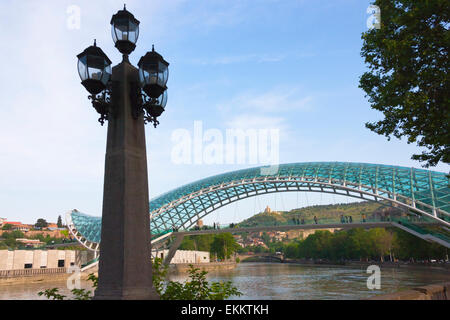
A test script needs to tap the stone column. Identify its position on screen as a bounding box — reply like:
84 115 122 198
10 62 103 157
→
94 58 158 300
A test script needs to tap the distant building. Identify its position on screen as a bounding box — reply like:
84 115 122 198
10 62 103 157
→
0 218 6 228
196 220 203 228
0 250 95 270
1 221 31 232
152 250 210 264
264 205 280 215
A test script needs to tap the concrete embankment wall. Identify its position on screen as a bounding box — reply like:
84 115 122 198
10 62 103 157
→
370 282 450 300
0 272 70 286
169 262 236 273
0 268 97 286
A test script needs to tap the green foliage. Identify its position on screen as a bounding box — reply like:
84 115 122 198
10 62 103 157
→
261 232 271 247
35 218 48 229
38 288 66 300
2 230 25 239
180 233 240 261
0 230 26 249
281 227 447 261
57 215 63 228
160 264 242 300
60 229 69 237
38 260 241 301
179 237 196 250
246 245 268 254
360 0 449 167
87 273 98 288
29 233 63 245
239 201 397 227
71 289 92 300
210 233 240 260
152 257 168 296
179 234 214 251
38 273 97 300
1 224 13 230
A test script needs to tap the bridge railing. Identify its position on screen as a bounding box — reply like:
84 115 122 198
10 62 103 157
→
81 256 99 269
153 215 396 236
392 217 450 243
150 215 449 247
151 228 173 239
231 216 385 229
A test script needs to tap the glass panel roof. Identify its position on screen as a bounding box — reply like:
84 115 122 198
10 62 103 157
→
69 162 449 244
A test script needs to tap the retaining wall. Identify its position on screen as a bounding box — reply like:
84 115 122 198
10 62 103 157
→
370 282 450 300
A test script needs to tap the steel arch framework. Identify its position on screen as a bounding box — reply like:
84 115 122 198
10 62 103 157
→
67 162 450 249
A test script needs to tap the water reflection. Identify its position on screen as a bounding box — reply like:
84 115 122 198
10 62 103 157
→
169 263 450 300
1 263 449 300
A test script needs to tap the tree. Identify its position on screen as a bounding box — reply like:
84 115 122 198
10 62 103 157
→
35 218 48 229
179 237 196 251
261 232 271 247
57 215 63 228
160 264 242 300
360 0 449 167
1 224 13 230
0 230 25 249
368 228 393 262
210 233 239 260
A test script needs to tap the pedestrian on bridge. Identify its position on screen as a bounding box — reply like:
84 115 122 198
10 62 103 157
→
314 216 318 224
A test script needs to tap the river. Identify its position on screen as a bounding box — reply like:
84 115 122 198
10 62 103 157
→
0 263 449 300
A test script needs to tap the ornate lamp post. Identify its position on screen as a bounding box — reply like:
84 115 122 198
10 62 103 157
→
76 5 169 300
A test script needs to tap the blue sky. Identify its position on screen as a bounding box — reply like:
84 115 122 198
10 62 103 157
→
0 0 448 225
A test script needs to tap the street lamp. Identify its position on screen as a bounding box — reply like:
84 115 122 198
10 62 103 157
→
76 40 112 125
110 5 140 55
138 46 169 127
76 40 112 95
76 5 169 300
77 6 168 127
138 46 169 98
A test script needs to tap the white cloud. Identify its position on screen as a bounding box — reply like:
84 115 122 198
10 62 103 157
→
225 114 285 130
218 87 313 113
189 53 286 65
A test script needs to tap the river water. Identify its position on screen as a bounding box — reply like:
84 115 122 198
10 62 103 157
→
1 263 449 300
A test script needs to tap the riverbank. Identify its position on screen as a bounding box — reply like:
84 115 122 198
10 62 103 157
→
0 262 237 286
282 259 450 272
168 261 237 273
369 282 450 300
1 262 449 299
0 271 96 287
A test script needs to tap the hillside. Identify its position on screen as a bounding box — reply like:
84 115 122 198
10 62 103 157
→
238 201 402 227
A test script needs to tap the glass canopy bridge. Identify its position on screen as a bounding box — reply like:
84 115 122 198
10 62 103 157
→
66 162 450 253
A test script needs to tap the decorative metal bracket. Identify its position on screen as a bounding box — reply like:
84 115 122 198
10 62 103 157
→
130 81 144 120
130 81 164 128
143 96 164 128
88 81 113 126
